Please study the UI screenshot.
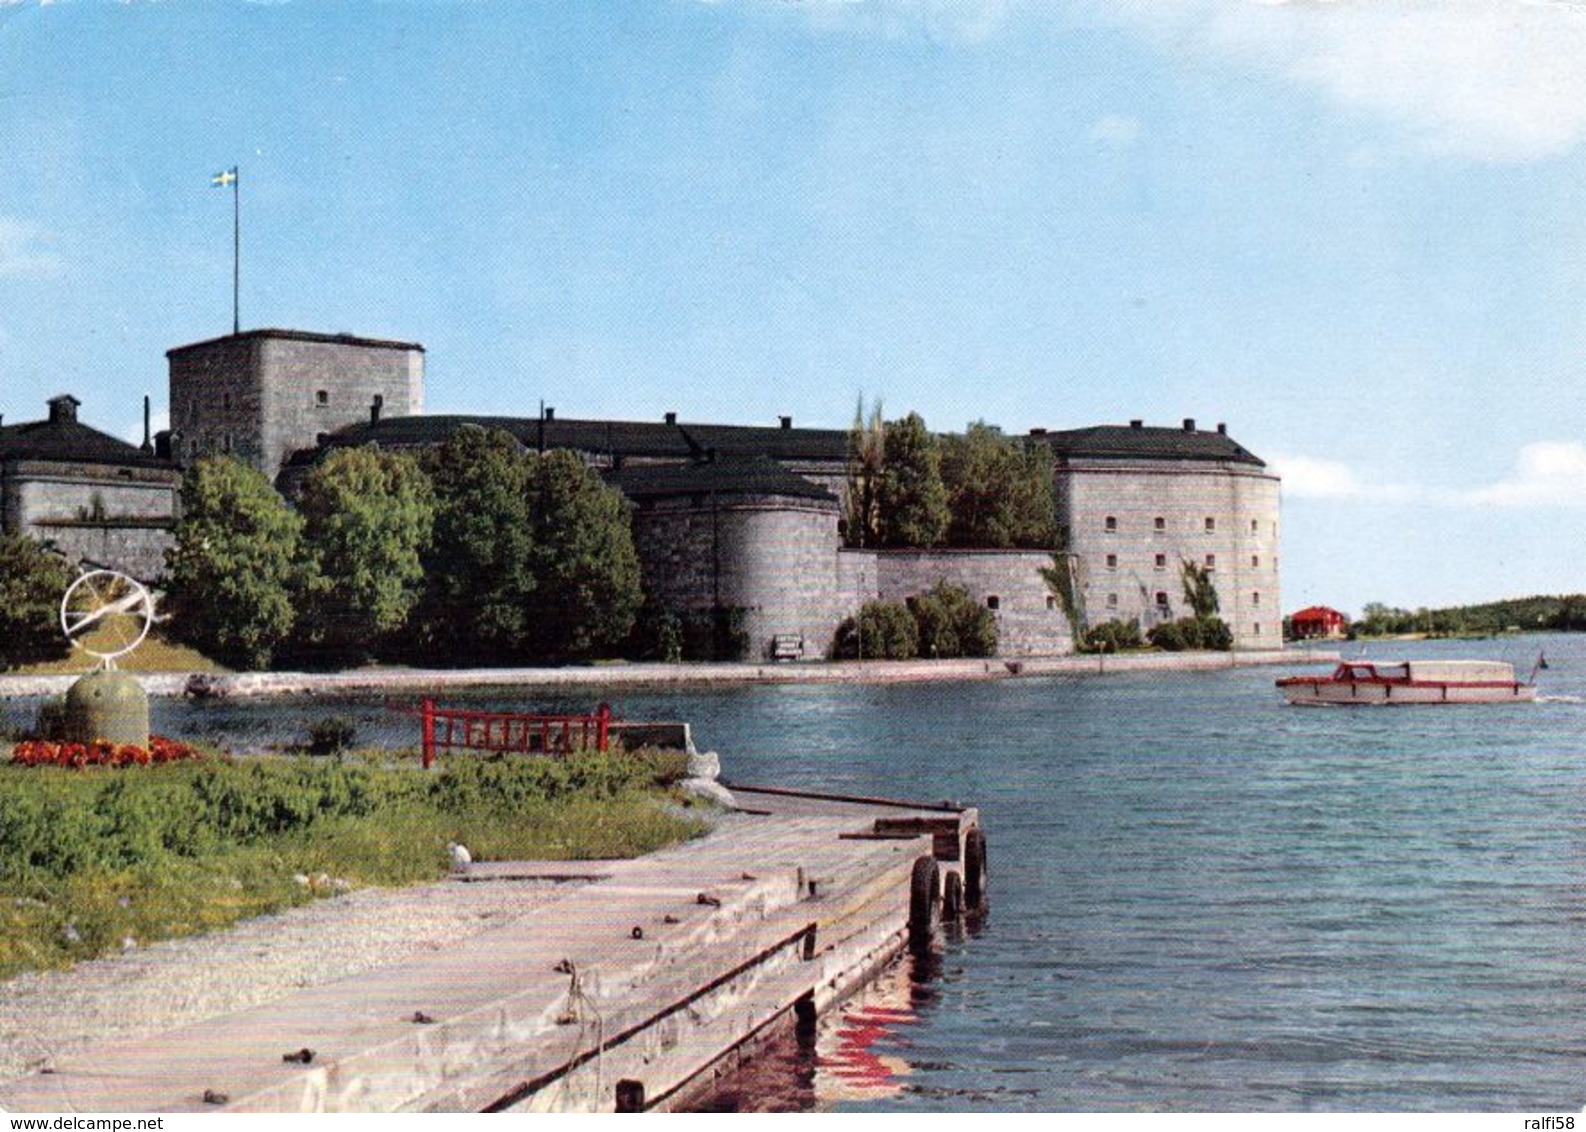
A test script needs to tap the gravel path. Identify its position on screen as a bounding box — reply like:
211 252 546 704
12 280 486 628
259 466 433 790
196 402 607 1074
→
0 876 575 1080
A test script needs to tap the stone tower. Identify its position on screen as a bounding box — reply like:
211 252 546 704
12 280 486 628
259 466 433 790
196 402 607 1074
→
166 329 424 478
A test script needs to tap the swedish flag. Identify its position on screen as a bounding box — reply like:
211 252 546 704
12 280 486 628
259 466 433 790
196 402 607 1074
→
211 168 237 188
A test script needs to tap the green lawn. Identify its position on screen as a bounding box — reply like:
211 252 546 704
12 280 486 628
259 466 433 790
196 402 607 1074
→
0 748 702 980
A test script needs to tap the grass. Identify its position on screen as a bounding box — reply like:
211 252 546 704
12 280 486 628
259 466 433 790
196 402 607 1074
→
0 747 704 980
14 626 227 675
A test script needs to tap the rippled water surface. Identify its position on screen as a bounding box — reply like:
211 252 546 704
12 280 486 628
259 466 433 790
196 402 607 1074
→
9 636 1584 1111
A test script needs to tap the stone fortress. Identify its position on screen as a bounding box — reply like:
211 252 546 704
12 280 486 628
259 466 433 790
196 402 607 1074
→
2 327 1282 660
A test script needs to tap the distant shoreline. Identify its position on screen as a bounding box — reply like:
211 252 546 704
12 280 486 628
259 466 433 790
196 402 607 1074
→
0 648 1334 701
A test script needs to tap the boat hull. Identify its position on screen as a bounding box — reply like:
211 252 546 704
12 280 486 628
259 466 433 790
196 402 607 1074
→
1277 679 1536 706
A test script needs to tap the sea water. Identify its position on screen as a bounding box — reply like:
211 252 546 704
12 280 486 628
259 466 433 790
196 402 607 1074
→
6 635 1582 1111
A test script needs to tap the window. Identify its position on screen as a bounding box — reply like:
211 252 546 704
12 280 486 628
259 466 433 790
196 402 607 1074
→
1154 516 1166 532
1251 555 1260 569
1250 519 1259 534
222 392 232 411
1205 517 1216 533
1104 516 1117 532
1252 592 1261 606
1155 554 1167 570
986 595 1000 610
1107 593 1119 608
1106 554 1118 570
1204 554 1215 570
1045 595 1057 611
1155 591 1170 608
1254 623 1262 636
316 389 329 406
221 432 232 452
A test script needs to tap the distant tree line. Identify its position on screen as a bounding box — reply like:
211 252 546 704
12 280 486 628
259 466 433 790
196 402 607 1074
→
1350 595 1586 639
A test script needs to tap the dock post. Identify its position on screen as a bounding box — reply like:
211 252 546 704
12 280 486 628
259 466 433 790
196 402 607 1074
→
420 698 435 769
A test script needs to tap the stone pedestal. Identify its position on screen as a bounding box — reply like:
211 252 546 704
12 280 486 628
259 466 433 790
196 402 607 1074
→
65 669 150 748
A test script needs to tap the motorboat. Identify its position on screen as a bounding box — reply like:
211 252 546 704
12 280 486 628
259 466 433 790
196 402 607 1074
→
1276 659 1537 706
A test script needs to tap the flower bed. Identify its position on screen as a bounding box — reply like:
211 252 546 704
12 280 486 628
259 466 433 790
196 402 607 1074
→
10 735 203 769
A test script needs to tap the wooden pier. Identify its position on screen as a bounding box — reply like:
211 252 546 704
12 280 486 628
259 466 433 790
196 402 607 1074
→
0 788 983 1113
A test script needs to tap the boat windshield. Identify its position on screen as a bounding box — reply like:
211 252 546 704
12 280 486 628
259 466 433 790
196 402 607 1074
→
1341 663 1410 681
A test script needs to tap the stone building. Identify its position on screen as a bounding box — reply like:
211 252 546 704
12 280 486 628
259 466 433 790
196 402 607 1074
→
167 329 423 478
0 395 177 581
1030 418 1281 649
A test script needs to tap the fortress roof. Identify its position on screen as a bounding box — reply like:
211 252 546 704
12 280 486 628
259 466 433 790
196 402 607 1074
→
606 455 837 502
1028 421 1266 467
167 328 425 357
290 414 849 467
0 399 172 470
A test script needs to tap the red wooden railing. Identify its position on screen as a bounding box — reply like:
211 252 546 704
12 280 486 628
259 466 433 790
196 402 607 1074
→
402 699 614 768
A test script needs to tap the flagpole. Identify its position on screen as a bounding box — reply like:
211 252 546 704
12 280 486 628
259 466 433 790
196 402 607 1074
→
231 165 240 335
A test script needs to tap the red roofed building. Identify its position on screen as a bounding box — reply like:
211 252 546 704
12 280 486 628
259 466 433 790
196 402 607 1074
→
1289 605 1348 640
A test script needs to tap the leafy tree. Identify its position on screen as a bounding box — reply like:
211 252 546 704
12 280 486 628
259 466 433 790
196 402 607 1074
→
410 427 536 661
522 449 643 659
833 600 919 659
875 412 949 548
909 580 997 658
845 396 885 548
1181 559 1221 619
0 533 73 669
296 447 436 662
939 423 1057 548
163 456 303 669
1081 618 1143 653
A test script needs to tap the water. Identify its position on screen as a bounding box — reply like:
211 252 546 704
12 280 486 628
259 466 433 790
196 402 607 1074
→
7 636 1584 1111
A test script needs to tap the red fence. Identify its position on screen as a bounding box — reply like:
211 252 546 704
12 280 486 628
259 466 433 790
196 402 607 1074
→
403 699 614 768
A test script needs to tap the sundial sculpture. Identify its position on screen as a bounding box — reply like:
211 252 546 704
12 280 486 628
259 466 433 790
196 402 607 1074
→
58 569 156 748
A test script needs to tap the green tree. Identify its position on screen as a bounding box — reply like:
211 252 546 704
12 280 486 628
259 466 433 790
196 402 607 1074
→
522 449 643 659
909 580 997 658
939 423 1057 548
844 396 885 548
0 533 73 670
410 427 536 661
876 412 949 548
163 456 303 669
296 447 436 662
1181 559 1221 619
833 600 919 659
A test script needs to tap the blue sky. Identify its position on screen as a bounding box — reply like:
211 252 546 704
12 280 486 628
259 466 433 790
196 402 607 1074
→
3 0 1586 617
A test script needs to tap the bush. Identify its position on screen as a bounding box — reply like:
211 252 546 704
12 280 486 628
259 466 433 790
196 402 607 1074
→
0 534 74 671
909 581 997 658
833 600 919 659
306 717 357 757
1081 618 1142 653
1147 616 1232 652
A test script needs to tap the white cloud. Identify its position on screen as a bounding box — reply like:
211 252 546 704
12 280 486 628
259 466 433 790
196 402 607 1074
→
0 218 64 280
1461 441 1586 508
1087 113 1141 147
1091 0 1586 163
1270 452 1420 502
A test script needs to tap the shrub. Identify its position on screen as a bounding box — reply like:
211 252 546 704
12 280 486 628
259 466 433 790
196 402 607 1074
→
1081 618 1142 653
833 600 919 660
1148 616 1232 652
909 581 997 658
307 717 357 757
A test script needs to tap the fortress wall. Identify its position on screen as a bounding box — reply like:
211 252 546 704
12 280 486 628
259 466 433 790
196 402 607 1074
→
168 336 262 469
629 493 845 660
7 462 177 580
870 548 1073 657
1060 459 1281 648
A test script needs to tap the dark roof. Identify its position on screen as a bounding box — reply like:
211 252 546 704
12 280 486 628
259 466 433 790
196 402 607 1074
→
605 456 837 502
167 328 424 357
0 415 173 470
1029 424 1266 467
290 414 849 467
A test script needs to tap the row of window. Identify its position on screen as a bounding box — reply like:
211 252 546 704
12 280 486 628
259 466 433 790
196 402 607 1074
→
1105 553 1275 571
1103 515 1275 536
1103 591 1265 608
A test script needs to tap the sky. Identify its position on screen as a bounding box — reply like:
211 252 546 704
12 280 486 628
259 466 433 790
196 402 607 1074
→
3 0 1586 618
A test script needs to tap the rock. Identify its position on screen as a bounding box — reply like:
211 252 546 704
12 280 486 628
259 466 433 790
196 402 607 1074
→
685 750 721 780
678 777 737 809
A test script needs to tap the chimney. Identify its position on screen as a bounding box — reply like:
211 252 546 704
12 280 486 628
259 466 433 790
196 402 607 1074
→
370 394 384 424
141 394 153 453
664 411 677 425
1028 427 1048 437
779 415 792 430
1182 418 1196 432
543 406 555 421
1130 419 1143 429
47 395 80 424
1217 422 1227 435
